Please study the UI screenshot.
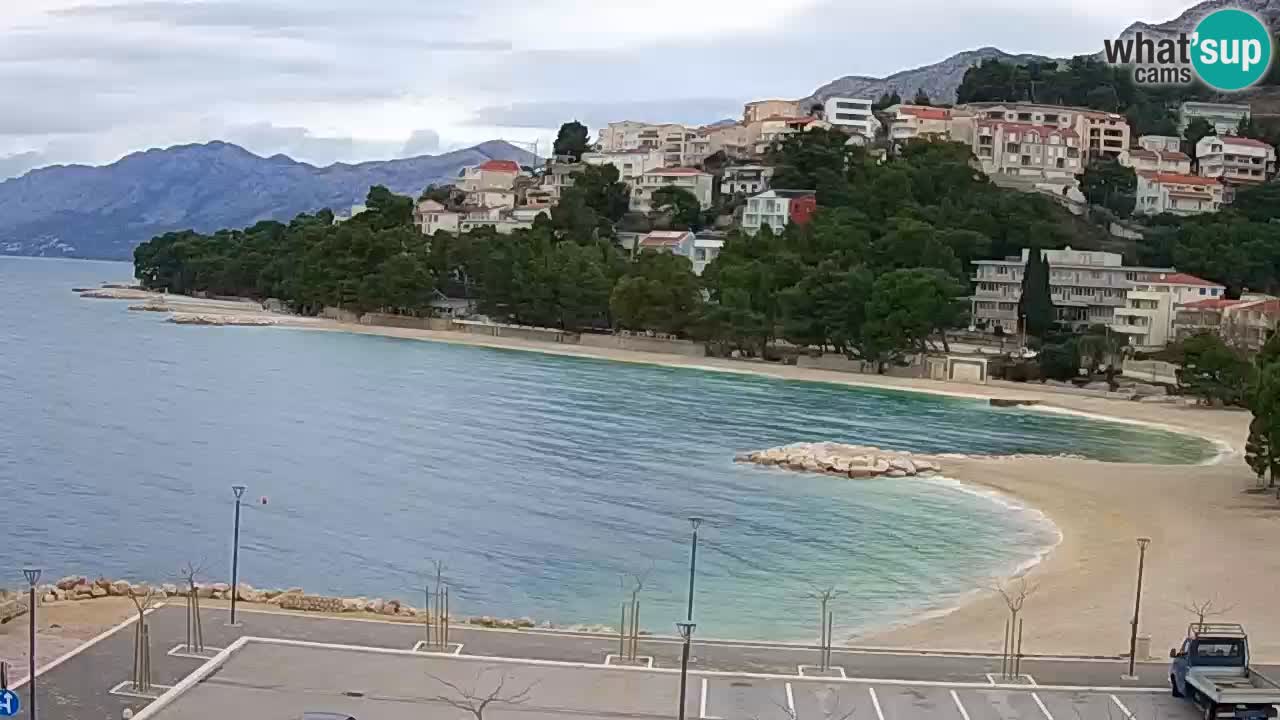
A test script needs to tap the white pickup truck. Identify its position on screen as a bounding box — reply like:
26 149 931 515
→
1170 623 1280 719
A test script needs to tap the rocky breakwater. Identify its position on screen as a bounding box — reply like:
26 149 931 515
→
736 442 943 479
166 313 276 326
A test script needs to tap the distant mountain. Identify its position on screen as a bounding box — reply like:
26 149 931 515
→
1118 0 1280 40
800 47 1052 107
0 140 537 260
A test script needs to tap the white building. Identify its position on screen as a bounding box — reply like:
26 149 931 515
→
1110 272 1225 350
1122 136 1192 174
823 97 879 141
631 168 714 213
886 105 967 142
693 237 724 276
721 165 774 196
595 122 707 167
969 247 1173 331
414 199 459 235
459 160 522 193
580 149 666 182
974 120 1082 181
1179 101 1251 136
741 189 816 236
1134 172 1223 216
1196 135 1276 186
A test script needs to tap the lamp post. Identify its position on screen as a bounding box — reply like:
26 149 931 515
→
676 621 696 720
685 517 702 622
1127 537 1152 679
23 567 40 720
229 485 247 627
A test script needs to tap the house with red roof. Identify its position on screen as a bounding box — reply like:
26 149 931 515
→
974 120 1083 182
886 104 972 142
1110 272 1226 349
1175 294 1280 350
1195 135 1276 185
1121 136 1192 174
459 159 524 196
1134 171 1223 216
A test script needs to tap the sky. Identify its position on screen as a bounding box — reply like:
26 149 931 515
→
0 0 1201 180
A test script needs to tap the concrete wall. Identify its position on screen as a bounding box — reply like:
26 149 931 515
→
1123 359 1180 386
796 354 923 378
359 313 454 332
579 333 704 357
321 306 361 323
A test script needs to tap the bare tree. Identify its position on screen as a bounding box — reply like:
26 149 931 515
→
128 585 158 693
755 686 856 720
804 584 844 671
993 578 1038 680
426 668 535 719
178 561 206 653
1180 597 1235 625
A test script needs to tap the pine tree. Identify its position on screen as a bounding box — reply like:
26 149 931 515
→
1018 250 1055 339
1245 416 1272 488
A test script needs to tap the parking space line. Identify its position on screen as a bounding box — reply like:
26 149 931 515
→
1025 674 1038 686
1031 692 1055 719
1109 694 1135 719
785 683 795 715
950 689 971 720
604 653 654 668
700 677 708 718
868 687 886 720
165 643 226 660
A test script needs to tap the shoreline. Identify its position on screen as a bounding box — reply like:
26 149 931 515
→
91 290 1280 659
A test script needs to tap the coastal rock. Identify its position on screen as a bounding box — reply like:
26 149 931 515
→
195 585 215 599
168 313 275 327
210 582 230 593
739 442 946 481
367 598 386 614
94 577 113 590
72 582 92 596
161 583 179 597
90 586 108 598
380 600 400 616
110 580 132 596
342 597 366 612
56 576 85 591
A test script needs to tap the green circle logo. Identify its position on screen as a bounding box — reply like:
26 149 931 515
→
1192 8 1273 91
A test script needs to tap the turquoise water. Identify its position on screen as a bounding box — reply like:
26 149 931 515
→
0 258 1211 640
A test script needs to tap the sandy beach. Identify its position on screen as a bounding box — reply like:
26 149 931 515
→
98 291 1280 660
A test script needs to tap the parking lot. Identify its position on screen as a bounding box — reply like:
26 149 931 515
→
137 639 1201 720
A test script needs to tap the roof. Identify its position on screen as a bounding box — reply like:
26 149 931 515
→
753 189 817 199
477 160 521 173
1129 148 1191 161
979 121 1078 139
1179 298 1244 310
1141 171 1220 187
648 167 709 176
900 106 950 121
643 230 693 240
1219 135 1274 150
1149 272 1221 287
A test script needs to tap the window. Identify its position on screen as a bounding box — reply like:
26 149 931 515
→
1211 288 1220 296
1200 288 1207 295
694 249 707 261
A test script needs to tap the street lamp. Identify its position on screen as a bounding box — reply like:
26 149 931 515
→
675 621 696 720
685 517 702 622
229 485 247 627
1127 537 1152 679
23 567 40 720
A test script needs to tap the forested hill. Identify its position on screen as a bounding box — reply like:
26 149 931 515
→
0 140 536 261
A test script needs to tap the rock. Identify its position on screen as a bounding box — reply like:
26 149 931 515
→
262 589 283 600
56 576 85 591
889 458 917 474
51 587 66 601
1083 381 1110 391
236 584 263 602
90 586 108 598
195 585 214 599
848 466 877 478
872 459 891 474
41 592 57 603
211 582 230 593
109 580 132 596
380 600 400 616
340 597 363 612
285 587 304 595
886 470 908 478
367 598 386 614
131 584 152 598
94 577 113 590
161 583 179 597
72 582 92 596
517 617 536 628
400 606 418 617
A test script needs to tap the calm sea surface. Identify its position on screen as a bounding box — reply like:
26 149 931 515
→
0 257 1210 640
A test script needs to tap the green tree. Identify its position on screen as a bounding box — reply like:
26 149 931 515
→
610 250 703 336
1018 250 1055 340
1250 362 1280 492
553 120 590 160
573 163 630 222
1245 415 1275 488
779 261 872 353
1177 332 1252 406
651 186 704 230
1183 118 1214 157
1081 158 1136 217
872 90 901 111
861 268 966 365
1037 339 1081 381
912 87 931 106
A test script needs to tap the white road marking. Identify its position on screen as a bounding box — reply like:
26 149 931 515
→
107 680 175 699
1031 692 1055 719
8 602 163 688
603 653 654 668
868 687 886 720
1025 673 1038 686
785 682 795 715
950 689 972 720
1109 694 1135 719
700 677 708 718
165 643 226 660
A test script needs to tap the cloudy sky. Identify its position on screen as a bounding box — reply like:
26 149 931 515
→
0 0 1197 179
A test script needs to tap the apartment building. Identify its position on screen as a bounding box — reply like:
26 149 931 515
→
743 99 801 124
823 97 879 140
1179 101 1251 136
966 103 1128 163
580 149 666 182
596 121 710 167
414 199 460 235
1196 135 1276 185
630 168 714 213
699 123 754 159
1109 272 1225 350
741 190 817 235
974 121 1082 181
1175 295 1280 350
459 160 522 193
1134 172 1223 216
722 165 774 196
752 116 829 155
1081 111 1130 161
969 247 1173 332
1121 136 1191 174
693 236 724 276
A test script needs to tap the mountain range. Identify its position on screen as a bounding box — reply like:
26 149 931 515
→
0 140 535 261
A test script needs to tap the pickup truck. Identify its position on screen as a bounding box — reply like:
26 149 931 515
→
1170 623 1280 719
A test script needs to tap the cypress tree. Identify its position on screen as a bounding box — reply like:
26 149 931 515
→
1019 249 1055 339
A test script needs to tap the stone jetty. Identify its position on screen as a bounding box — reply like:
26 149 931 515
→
736 442 943 478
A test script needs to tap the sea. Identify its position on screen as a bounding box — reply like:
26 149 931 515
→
0 257 1212 641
